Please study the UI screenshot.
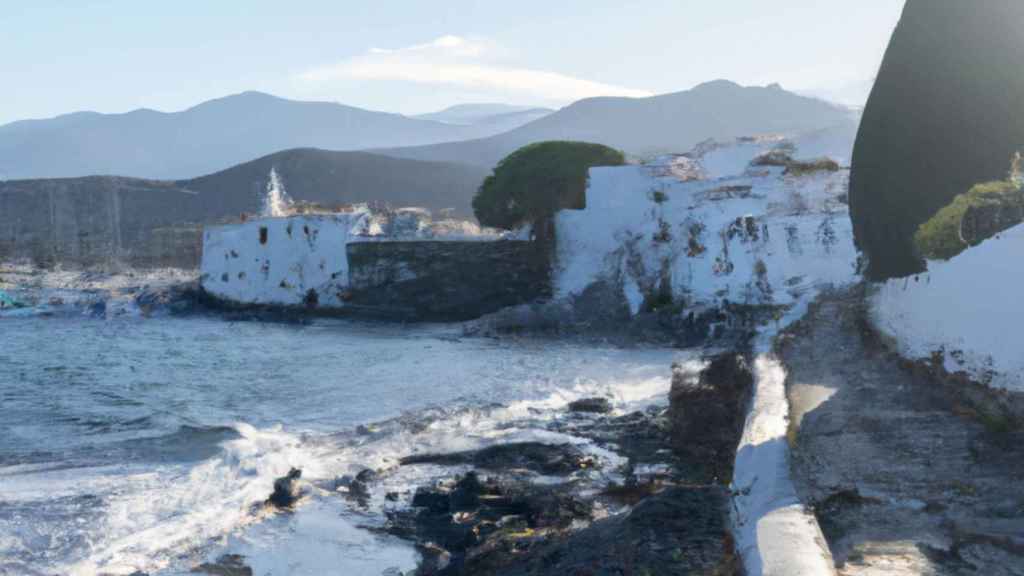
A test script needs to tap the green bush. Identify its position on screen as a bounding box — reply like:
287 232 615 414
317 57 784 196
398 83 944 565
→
784 158 841 176
472 141 626 230
914 179 1023 260
751 149 839 176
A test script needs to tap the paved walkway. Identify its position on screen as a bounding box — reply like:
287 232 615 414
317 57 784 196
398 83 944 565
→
780 289 1024 576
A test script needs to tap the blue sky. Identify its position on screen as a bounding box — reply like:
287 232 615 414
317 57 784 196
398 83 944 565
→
1 1 905 124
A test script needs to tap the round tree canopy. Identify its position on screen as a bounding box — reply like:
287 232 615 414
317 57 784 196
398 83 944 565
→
473 141 626 230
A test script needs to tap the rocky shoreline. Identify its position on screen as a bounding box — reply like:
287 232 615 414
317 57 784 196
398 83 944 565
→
370 353 751 576
190 352 754 576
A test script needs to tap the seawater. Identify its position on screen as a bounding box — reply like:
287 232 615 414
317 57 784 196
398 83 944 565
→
0 314 691 575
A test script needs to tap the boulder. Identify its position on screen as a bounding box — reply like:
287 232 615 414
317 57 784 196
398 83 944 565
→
850 0 1024 279
192 554 253 576
567 397 613 414
266 468 302 509
668 353 753 483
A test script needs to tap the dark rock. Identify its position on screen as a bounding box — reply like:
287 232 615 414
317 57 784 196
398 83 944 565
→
355 468 378 484
416 543 453 574
388 471 596 573
435 487 736 576
669 353 753 483
400 442 595 476
266 468 302 509
850 0 1024 279
412 487 452 514
449 471 484 511
191 554 253 576
567 397 612 414
332 469 377 505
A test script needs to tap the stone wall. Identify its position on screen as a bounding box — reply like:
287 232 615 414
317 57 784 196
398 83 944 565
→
0 177 204 268
346 241 550 320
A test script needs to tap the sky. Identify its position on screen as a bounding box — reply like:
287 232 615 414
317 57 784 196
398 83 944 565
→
0 1 906 125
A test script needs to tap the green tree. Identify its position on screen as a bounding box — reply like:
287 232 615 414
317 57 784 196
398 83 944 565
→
473 141 626 230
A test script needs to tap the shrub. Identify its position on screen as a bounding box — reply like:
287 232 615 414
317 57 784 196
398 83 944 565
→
472 141 626 230
751 149 793 168
750 149 840 176
784 158 840 176
914 179 1023 260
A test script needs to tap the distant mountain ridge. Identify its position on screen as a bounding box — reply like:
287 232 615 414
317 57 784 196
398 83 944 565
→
414 103 554 128
0 149 489 268
0 92 515 180
376 81 857 168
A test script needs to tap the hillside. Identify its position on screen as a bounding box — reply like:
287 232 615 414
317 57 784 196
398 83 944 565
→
414 104 553 132
182 148 489 217
0 92 506 180
850 0 1024 279
0 149 488 268
375 81 857 168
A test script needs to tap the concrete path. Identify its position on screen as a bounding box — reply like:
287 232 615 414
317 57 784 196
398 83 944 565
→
780 289 1024 575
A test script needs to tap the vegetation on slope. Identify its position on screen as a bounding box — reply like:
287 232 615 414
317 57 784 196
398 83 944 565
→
914 178 1024 261
751 149 840 176
472 141 625 230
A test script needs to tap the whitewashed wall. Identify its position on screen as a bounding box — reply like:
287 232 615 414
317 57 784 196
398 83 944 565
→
555 138 858 315
201 213 370 307
871 224 1024 392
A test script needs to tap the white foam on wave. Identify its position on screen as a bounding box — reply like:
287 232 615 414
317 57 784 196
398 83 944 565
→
4 345 698 575
293 354 705 518
51 423 321 575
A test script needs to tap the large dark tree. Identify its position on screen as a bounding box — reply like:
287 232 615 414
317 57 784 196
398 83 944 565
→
850 0 1024 280
472 141 626 230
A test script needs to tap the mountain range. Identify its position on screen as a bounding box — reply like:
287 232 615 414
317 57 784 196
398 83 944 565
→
376 80 857 168
0 93 533 181
1 82 854 182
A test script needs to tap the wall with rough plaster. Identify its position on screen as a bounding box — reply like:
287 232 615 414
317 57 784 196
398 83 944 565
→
554 137 858 316
200 213 369 308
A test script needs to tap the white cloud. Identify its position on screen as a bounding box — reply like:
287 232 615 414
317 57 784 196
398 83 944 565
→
296 35 652 104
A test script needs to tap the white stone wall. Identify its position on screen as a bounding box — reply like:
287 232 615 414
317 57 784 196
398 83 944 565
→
555 137 858 315
200 213 370 307
871 223 1024 392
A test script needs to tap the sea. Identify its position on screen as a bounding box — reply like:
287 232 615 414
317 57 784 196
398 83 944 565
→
0 311 692 575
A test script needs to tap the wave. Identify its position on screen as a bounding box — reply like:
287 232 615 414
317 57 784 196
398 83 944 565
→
1 354 701 575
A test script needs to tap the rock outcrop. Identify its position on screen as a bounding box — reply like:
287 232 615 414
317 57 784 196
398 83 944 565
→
669 353 753 483
266 468 303 509
850 0 1024 279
